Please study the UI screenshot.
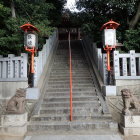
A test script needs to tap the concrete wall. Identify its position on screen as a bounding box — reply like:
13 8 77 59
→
116 79 140 96
0 81 28 99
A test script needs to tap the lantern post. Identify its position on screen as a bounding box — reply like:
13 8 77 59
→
20 23 39 87
100 20 120 85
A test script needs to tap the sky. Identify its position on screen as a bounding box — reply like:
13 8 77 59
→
64 0 79 12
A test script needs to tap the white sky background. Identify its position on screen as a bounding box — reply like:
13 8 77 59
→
64 0 80 12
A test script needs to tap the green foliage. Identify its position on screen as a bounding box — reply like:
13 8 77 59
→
76 0 140 49
0 0 66 55
124 24 140 51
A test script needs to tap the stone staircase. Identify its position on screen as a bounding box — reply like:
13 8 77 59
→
28 40 118 134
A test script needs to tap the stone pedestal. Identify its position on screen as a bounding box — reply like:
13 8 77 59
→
120 114 140 136
103 86 116 96
26 88 40 100
0 112 28 136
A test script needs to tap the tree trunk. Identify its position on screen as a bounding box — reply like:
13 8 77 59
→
129 2 140 29
11 0 16 18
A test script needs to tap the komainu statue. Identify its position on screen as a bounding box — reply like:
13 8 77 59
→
6 88 26 114
121 89 140 115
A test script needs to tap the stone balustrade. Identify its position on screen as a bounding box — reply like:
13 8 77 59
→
114 50 140 79
113 50 140 95
0 53 28 99
82 36 108 85
0 53 28 81
34 30 58 86
0 30 58 99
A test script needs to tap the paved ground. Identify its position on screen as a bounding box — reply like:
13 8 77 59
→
0 136 24 140
124 136 140 140
1 134 140 140
24 135 123 140
1 96 140 140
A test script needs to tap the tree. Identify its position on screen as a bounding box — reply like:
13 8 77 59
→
129 2 140 29
11 0 16 18
0 0 66 55
76 0 140 51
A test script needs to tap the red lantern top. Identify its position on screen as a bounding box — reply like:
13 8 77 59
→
100 20 120 31
20 23 39 32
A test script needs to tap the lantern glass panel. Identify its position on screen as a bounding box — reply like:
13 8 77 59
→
104 29 116 46
24 32 38 49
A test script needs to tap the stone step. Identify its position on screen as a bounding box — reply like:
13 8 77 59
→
54 59 86 61
56 50 83 52
48 81 93 85
56 53 84 55
45 92 97 97
52 68 89 73
55 54 85 56
54 57 85 60
41 101 100 108
53 63 88 66
52 65 89 68
47 86 95 90
47 85 95 89
48 79 93 82
49 76 92 79
53 61 87 64
54 55 84 57
28 41 117 135
31 113 112 122
49 74 91 77
39 106 102 115
51 68 89 70
47 83 93 86
45 89 97 94
48 81 93 84
43 96 99 102
50 72 90 75
46 88 96 93
53 63 87 65
44 94 97 98
50 70 90 74
56 50 84 53
28 120 118 132
53 60 87 64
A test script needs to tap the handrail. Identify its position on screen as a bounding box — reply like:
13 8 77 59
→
68 31 73 121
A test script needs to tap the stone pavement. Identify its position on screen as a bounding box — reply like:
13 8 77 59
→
0 136 24 140
1 134 140 140
24 135 123 140
124 136 140 140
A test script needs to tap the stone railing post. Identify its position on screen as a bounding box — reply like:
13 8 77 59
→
129 50 136 76
102 54 107 85
8 54 15 78
20 53 28 78
122 57 127 76
113 51 120 78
